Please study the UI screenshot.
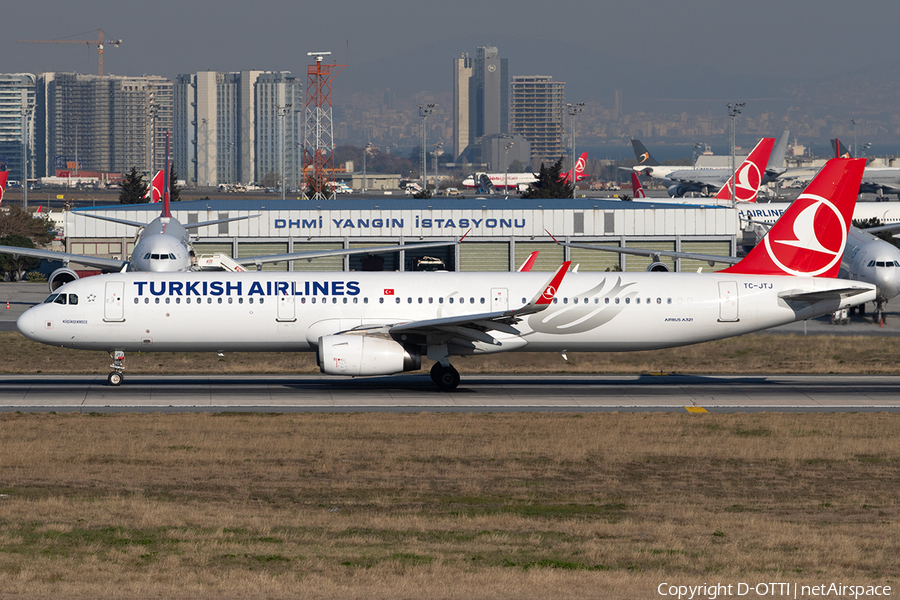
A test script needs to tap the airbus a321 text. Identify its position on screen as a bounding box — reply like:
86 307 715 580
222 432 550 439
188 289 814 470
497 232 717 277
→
18 159 874 390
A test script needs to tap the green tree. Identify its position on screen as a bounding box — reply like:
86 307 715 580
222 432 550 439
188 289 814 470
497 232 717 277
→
119 166 149 204
0 234 40 281
521 158 574 199
169 168 181 203
0 205 54 244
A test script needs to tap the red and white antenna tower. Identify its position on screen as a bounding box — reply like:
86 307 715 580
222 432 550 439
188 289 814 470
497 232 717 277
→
303 51 346 200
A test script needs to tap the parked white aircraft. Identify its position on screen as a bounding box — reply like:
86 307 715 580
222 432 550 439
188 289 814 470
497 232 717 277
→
17 159 874 389
0 172 458 290
461 152 589 192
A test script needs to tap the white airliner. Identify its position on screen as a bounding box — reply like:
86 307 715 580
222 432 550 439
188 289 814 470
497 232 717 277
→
0 166 458 290
17 159 875 389
461 152 589 191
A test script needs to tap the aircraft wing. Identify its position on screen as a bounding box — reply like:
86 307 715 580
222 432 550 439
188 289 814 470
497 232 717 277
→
79 213 149 228
388 262 570 345
0 245 127 271
80 213 258 230
860 222 900 235
546 234 740 267
235 239 464 268
779 287 873 304
665 171 727 188
185 215 260 230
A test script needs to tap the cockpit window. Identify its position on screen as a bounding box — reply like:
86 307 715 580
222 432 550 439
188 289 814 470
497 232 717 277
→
53 294 67 305
169 253 176 260
144 253 151 259
868 260 876 267
43 294 59 304
68 294 78 305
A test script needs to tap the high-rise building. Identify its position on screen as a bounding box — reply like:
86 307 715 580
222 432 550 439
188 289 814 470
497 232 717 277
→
510 75 565 164
452 46 508 161
36 73 172 178
0 74 36 185
451 54 473 160
174 71 301 188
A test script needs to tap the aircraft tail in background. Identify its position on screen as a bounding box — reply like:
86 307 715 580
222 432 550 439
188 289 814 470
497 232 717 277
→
723 158 866 278
630 172 646 199
714 137 775 203
630 139 660 167
0 171 7 206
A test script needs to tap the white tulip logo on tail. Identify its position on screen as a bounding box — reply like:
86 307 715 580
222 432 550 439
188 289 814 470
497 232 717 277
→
733 162 762 202
763 193 846 276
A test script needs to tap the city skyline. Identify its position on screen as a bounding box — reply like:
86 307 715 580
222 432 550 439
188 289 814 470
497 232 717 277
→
1 0 897 130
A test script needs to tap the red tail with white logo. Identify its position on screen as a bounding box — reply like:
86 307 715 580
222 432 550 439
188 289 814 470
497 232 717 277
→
630 172 646 199
0 171 7 206
723 158 865 278
561 152 589 184
714 137 775 203
150 170 164 203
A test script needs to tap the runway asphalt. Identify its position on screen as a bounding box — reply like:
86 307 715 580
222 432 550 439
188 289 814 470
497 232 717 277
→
1 373 899 413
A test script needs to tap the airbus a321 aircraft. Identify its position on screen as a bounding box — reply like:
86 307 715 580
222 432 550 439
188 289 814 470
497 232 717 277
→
18 159 874 389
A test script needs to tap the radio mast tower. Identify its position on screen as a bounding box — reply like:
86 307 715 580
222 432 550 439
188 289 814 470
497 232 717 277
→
303 51 346 200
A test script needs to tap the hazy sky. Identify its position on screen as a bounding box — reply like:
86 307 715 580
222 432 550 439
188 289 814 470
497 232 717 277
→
3 0 898 112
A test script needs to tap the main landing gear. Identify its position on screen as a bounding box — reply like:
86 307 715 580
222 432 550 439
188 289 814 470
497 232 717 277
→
430 362 460 391
108 351 125 386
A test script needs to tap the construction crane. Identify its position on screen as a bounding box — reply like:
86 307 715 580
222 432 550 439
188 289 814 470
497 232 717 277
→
17 29 122 76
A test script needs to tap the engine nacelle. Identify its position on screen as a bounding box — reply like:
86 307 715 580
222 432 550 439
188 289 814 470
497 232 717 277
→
48 268 79 292
646 262 670 272
317 334 421 376
667 184 686 197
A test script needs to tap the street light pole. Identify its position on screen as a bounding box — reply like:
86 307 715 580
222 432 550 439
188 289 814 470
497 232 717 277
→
418 104 435 193
850 118 857 158
363 142 373 193
279 104 293 201
567 102 584 199
727 102 745 205
504 141 514 199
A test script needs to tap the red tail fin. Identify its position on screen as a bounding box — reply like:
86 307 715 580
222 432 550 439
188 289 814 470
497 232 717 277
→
0 171 7 206
162 132 172 218
561 152 589 184
151 170 164 203
723 158 865 277
518 251 539 272
714 137 775 203
630 172 646 199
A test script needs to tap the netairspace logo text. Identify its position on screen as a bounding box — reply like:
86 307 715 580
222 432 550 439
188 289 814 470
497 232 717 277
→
657 582 892 599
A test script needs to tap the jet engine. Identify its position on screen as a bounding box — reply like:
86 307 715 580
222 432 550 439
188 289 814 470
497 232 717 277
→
48 268 79 292
646 262 670 272
317 334 421 376
667 184 686 197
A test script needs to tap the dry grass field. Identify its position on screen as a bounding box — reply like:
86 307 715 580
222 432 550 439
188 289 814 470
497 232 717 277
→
3 331 900 375
1 412 898 599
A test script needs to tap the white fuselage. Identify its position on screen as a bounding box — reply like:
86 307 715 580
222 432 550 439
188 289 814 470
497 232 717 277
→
462 172 537 189
18 270 873 357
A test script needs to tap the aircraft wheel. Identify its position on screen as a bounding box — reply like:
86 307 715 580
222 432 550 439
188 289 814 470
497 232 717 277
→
430 362 442 385
434 364 460 391
108 372 123 386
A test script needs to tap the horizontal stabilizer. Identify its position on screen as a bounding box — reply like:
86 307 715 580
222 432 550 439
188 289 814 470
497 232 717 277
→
778 287 873 303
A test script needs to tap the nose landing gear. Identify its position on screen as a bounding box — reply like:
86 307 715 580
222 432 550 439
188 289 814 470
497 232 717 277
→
107 351 125 386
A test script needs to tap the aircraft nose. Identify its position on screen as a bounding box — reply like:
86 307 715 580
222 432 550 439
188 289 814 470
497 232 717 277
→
16 308 35 338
